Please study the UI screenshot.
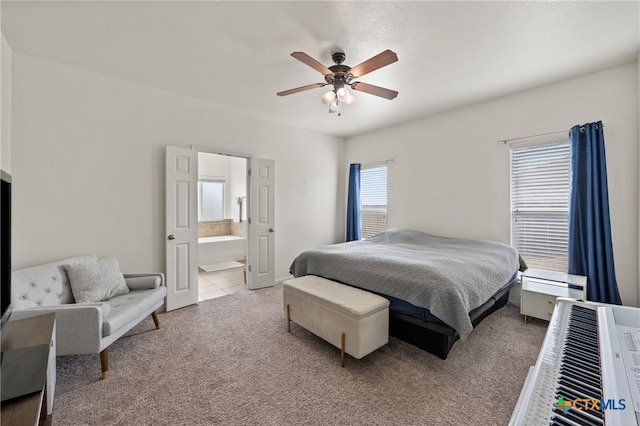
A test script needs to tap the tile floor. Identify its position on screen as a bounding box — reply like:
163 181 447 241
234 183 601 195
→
198 265 246 301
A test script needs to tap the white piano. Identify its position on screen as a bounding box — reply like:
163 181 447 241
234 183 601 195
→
510 298 640 425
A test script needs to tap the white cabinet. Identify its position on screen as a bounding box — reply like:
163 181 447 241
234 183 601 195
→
520 268 587 322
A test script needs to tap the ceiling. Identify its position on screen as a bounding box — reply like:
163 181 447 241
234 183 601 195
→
2 1 639 138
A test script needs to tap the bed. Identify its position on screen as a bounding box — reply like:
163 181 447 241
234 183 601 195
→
289 229 523 359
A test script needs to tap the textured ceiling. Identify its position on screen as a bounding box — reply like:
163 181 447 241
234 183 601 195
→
2 1 639 138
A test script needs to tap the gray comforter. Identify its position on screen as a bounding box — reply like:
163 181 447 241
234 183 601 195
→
289 229 521 338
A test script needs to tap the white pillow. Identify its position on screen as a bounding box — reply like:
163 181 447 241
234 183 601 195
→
65 258 130 303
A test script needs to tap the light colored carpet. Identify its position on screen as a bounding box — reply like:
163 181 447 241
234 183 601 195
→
53 285 547 425
199 261 244 272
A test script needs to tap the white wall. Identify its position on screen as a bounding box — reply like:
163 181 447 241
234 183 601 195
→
346 62 639 306
198 152 246 221
11 53 345 281
1 33 11 173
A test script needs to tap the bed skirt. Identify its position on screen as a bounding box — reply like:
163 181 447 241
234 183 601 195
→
389 282 513 359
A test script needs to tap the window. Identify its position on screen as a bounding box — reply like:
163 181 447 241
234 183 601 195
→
511 139 570 272
360 165 387 238
198 180 224 221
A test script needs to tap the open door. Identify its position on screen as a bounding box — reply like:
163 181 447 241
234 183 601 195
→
165 146 198 310
247 158 275 290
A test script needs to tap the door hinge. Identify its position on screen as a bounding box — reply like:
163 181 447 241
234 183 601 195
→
248 217 251 224
248 169 251 176
248 265 252 272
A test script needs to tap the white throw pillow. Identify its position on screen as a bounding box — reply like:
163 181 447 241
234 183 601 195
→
65 258 130 303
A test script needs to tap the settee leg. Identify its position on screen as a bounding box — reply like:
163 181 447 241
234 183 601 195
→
100 349 109 380
286 304 291 333
340 332 346 368
152 312 160 330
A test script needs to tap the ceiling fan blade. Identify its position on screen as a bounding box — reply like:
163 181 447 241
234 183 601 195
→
351 82 398 100
349 50 398 78
277 82 327 97
290 52 333 76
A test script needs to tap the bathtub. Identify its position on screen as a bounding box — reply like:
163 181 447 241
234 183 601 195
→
198 235 247 266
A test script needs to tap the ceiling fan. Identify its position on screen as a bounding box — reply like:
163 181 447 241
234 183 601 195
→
277 49 398 115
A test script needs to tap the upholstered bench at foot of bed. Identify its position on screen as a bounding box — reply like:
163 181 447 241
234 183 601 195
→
283 275 390 367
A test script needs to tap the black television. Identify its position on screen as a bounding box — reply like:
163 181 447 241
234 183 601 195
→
1 170 11 329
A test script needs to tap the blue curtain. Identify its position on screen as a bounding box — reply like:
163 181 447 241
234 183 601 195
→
568 121 621 304
346 164 361 242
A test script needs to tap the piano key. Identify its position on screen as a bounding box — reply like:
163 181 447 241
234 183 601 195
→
507 301 637 426
563 343 598 361
557 380 600 401
558 376 601 399
556 407 603 426
551 415 583 426
562 352 599 369
559 368 601 391
561 357 601 377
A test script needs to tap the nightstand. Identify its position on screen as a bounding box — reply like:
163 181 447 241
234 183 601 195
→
1 313 56 425
520 268 587 322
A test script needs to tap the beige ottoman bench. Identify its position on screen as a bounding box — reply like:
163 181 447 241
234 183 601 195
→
283 275 390 367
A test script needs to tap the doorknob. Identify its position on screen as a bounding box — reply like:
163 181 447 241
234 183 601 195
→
168 234 176 240
269 228 274 233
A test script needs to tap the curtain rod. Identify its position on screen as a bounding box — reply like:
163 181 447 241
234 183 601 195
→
497 129 569 145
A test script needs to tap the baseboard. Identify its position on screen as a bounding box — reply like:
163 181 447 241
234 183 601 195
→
275 275 292 285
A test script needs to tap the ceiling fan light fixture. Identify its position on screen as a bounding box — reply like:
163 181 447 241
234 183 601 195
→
328 98 341 114
321 90 336 106
341 89 355 107
336 87 348 101
277 49 398 114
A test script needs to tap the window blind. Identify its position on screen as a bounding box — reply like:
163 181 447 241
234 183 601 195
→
361 165 387 238
511 140 570 272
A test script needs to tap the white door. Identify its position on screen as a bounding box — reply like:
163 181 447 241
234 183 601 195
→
247 158 275 290
165 146 198 311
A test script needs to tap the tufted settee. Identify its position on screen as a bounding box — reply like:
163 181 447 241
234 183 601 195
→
11 255 166 379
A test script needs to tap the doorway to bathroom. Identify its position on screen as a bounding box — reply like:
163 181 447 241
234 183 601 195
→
165 145 275 311
197 152 248 301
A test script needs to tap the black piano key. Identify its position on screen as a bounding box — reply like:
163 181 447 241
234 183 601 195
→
560 367 601 391
572 304 595 312
556 406 603 426
544 305 604 426
558 378 600 401
566 330 599 346
572 317 597 326
570 320 597 330
556 387 583 403
572 306 598 317
567 330 599 345
567 322 595 332
562 357 601 377
563 344 598 361
571 313 597 323
570 314 596 324
562 352 598 367
558 376 601 400
573 314 598 325
561 358 600 376
562 355 599 371
565 340 599 356
569 330 598 341
551 412 581 426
